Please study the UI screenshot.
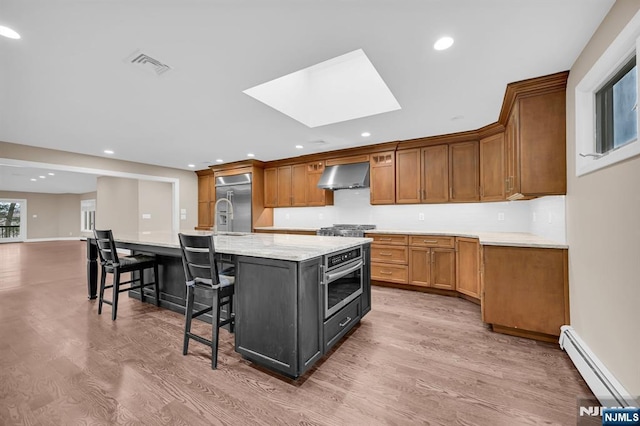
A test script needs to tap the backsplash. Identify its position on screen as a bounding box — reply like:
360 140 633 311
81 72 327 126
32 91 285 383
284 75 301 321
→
273 189 566 243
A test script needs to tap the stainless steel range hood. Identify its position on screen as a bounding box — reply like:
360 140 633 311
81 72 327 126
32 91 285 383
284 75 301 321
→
317 162 370 190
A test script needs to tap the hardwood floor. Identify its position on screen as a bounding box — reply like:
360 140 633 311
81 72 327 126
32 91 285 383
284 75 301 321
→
0 241 594 425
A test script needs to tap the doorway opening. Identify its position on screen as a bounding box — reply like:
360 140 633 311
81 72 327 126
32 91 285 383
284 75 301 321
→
0 199 27 242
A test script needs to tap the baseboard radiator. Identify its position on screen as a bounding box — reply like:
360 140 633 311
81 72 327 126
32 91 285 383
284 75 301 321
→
559 325 636 407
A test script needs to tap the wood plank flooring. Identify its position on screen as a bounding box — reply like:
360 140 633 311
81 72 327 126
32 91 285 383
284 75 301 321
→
0 240 594 425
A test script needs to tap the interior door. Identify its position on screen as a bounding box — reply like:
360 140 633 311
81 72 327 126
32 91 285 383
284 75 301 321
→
0 199 26 242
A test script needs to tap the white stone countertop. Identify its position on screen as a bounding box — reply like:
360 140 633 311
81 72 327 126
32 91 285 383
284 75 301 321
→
253 226 320 232
113 231 372 261
253 227 567 249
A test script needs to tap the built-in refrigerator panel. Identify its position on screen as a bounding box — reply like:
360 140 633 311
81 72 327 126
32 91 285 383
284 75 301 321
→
215 173 252 233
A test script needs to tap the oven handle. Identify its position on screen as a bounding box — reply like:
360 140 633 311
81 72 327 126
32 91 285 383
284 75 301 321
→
326 260 363 283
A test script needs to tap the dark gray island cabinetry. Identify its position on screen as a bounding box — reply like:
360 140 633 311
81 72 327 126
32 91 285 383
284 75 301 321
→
86 232 371 379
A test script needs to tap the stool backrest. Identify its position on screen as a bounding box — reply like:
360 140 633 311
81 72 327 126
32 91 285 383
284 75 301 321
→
94 229 119 266
178 233 220 286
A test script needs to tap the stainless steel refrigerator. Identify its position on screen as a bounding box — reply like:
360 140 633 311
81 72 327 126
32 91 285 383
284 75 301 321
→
214 173 252 233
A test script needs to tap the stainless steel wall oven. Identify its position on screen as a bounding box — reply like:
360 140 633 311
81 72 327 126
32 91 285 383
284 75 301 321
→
322 246 363 319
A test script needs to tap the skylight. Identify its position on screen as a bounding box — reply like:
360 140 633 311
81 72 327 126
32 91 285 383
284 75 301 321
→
243 49 401 128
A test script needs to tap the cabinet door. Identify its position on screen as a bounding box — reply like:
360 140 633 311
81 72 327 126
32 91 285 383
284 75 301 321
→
198 202 211 228
456 237 479 298
482 246 569 337
198 175 211 202
306 162 333 206
395 149 421 204
480 133 505 201
431 249 456 290
422 145 449 203
277 166 292 207
505 104 520 199
264 168 278 207
291 164 307 206
519 90 566 195
449 141 479 202
409 247 430 287
370 151 395 205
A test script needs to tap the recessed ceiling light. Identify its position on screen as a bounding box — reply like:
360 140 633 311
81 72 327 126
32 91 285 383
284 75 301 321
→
0 26 21 40
247 153 255 157
434 36 454 51
48 172 55 176
295 145 304 149
187 164 195 168
39 175 46 179
30 178 37 182
216 159 223 163
104 150 114 155
361 132 371 137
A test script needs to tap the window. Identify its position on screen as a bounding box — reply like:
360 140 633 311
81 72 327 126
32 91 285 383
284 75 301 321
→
81 199 96 232
575 9 640 176
596 56 638 154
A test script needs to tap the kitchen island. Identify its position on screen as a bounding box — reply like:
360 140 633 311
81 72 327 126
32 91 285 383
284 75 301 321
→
86 232 372 378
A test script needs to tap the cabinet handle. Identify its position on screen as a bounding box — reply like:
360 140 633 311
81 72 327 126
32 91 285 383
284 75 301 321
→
423 240 438 243
431 251 435 264
379 271 393 275
379 252 393 256
480 186 484 197
449 187 453 200
339 317 352 327
423 189 426 199
379 238 392 241
505 178 510 193
417 188 420 199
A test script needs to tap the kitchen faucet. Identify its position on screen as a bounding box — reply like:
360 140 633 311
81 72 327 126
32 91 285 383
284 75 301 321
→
212 197 234 235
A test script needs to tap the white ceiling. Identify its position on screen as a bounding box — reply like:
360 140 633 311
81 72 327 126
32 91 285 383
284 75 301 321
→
0 164 98 194
0 0 615 181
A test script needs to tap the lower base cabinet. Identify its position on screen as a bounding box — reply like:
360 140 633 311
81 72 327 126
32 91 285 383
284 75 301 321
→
481 245 569 339
456 237 480 298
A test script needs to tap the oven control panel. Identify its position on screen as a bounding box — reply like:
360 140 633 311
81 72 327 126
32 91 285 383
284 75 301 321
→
327 247 361 269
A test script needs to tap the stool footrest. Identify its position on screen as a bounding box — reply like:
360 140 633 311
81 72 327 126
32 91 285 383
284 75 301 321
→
186 332 212 347
192 306 214 318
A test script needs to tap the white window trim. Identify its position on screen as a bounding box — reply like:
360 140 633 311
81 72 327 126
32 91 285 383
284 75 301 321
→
80 199 96 232
575 9 640 177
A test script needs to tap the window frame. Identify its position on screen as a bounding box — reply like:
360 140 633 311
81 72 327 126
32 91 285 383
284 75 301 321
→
80 199 96 232
575 9 640 177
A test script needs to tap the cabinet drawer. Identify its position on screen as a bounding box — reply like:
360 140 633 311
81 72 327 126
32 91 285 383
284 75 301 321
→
371 246 408 264
367 234 408 245
324 298 361 351
409 235 455 248
371 263 408 283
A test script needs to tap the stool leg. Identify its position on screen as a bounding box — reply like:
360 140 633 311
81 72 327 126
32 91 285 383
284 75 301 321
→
112 269 120 321
211 289 221 369
139 268 145 304
98 267 107 315
183 285 195 355
153 263 160 307
228 294 235 333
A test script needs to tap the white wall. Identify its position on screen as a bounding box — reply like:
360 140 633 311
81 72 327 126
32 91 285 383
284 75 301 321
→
274 189 566 242
566 0 640 397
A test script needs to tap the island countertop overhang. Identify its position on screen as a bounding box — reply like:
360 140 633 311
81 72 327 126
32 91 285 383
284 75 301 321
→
109 231 372 261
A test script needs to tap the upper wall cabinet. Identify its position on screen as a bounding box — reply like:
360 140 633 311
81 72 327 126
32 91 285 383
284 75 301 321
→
264 162 333 208
306 161 333 206
395 141 478 204
479 133 505 201
503 79 567 200
197 172 214 229
370 151 395 205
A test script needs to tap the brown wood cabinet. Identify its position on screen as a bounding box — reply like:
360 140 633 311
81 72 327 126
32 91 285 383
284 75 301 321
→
196 172 214 229
479 133 505 201
263 163 332 208
396 142 479 204
482 245 569 340
408 236 455 290
504 89 566 200
456 237 480 298
449 141 479 202
306 162 333 206
370 151 395 205
368 234 408 284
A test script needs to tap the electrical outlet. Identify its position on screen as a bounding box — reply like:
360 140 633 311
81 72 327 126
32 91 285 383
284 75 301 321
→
498 212 505 221
285 213 290 220
142 213 151 219
548 213 553 224
532 212 537 222
418 213 425 221
318 213 324 220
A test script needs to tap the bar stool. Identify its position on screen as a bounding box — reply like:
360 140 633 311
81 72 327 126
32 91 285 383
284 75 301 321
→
178 233 235 369
94 229 160 320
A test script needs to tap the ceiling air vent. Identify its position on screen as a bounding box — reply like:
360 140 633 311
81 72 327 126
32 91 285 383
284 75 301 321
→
125 50 171 76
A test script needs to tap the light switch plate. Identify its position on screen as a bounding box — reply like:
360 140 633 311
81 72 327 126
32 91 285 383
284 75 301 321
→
142 213 151 219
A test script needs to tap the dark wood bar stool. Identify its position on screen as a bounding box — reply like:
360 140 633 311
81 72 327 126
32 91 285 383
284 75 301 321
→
178 233 235 369
94 229 160 320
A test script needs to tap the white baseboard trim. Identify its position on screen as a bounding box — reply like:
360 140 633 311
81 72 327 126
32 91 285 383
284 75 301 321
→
559 325 637 407
26 237 84 242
